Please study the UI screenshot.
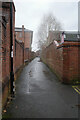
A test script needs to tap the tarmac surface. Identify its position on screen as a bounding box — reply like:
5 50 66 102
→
3 57 79 118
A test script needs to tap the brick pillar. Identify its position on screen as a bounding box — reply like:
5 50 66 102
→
62 42 80 84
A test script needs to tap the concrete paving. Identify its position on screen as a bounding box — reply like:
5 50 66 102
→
3 57 79 118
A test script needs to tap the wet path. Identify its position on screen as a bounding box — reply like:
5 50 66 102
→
3 57 79 118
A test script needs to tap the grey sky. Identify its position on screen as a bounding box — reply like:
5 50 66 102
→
14 0 79 51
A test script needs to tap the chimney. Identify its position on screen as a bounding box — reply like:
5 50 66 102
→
61 32 64 43
22 25 25 43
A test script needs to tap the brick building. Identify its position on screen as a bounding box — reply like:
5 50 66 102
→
60 31 79 43
48 31 78 45
0 1 34 110
15 25 33 62
0 2 15 108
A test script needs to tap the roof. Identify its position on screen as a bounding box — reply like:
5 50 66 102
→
64 31 78 34
49 30 78 34
63 31 78 41
49 30 79 41
15 27 33 32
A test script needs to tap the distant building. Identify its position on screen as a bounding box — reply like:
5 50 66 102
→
61 31 78 42
48 31 78 45
15 25 33 62
36 50 41 57
15 25 33 50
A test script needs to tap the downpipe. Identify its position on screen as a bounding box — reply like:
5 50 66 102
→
10 2 15 98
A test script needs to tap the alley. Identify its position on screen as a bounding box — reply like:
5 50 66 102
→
3 57 79 118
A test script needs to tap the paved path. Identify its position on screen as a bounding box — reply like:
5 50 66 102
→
3 57 79 118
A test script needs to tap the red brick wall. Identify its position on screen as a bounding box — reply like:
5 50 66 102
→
0 17 2 89
1 2 15 108
41 41 80 84
62 42 80 83
41 42 63 81
24 48 29 61
14 40 24 73
24 49 34 62
1 2 15 82
2 3 11 83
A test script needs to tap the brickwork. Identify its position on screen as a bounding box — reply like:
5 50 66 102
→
0 2 15 108
0 9 2 110
41 42 63 81
24 48 29 61
0 2 35 109
15 26 33 62
41 41 80 84
62 42 80 83
14 40 24 74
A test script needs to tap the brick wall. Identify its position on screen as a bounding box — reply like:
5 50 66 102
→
2 3 11 87
0 2 15 108
61 42 80 83
30 51 36 60
15 26 33 63
0 13 2 108
41 41 80 84
41 42 63 81
14 40 24 74
24 48 29 62
24 49 35 62
1 6 10 108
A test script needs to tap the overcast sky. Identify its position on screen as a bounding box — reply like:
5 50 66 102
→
14 0 79 51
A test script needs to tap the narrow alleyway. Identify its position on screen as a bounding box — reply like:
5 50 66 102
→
3 57 79 118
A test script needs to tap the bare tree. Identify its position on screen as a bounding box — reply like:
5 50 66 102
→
37 13 62 50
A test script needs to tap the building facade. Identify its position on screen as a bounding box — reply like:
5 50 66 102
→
48 30 78 45
15 25 33 62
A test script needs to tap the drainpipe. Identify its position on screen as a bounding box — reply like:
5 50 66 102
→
10 2 14 96
22 25 24 64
